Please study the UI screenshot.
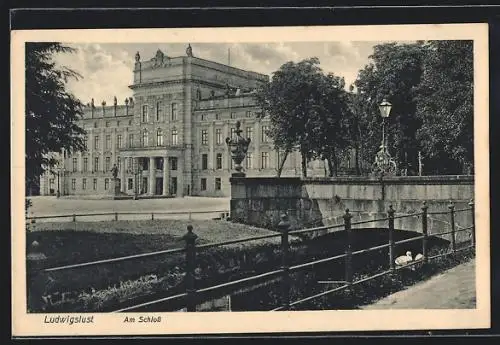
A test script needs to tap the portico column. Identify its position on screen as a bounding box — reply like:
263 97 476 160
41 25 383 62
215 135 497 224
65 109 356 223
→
162 156 169 196
149 156 155 195
120 157 126 193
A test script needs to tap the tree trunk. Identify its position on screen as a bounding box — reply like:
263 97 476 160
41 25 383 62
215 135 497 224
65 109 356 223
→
327 157 334 177
301 151 308 178
354 145 361 175
276 149 290 178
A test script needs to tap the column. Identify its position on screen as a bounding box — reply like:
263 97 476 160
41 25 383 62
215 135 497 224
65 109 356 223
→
149 156 155 195
162 156 169 196
178 154 184 197
120 156 126 192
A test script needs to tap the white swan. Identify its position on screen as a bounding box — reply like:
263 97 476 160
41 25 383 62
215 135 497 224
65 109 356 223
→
395 251 413 266
414 253 424 261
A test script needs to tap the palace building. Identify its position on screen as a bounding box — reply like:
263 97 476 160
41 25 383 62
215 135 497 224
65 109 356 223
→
39 45 355 198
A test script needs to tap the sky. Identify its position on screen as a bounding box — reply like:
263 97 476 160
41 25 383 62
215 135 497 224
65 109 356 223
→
54 41 383 105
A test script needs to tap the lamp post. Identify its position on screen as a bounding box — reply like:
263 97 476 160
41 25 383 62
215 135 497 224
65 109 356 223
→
225 120 251 177
371 99 397 176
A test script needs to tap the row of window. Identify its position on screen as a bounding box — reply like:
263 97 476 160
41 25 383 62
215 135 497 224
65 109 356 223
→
200 152 270 170
84 129 179 150
70 156 179 172
200 177 222 191
199 111 253 121
56 178 112 191
141 102 178 123
200 125 270 145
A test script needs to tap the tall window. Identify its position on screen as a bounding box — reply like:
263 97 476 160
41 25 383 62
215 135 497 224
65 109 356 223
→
246 127 253 141
105 157 111 171
216 128 222 144
128 134 134 148
72 158 77 172
171 129 178 145
262 125 270 142
202 154 208 170
71 179 76 190
215 113 220 120
117 134 122 148
142 129 149 147
83 136 88 149
200 178 207 191
201 129 208 145
104 178 109 190
230 112 236 119
117 157 121 171
94 157 99 172
94 135 100 150
246 111 252 118
215 178 221 191
156 101 162 121
128 178 133 190
170 157 178 170
216 153 222 169
106 135 111 150
127 158 132 170
93 178 97 190
230 127 237 139
156 128 163 146
82 178 87 190
261 152 269 169
83 157 88 172
246 153 253 169
142 105 149 122
171 103 178 121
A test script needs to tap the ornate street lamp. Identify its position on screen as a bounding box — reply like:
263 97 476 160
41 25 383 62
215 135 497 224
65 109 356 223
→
226 120 251 177
371 99 397 176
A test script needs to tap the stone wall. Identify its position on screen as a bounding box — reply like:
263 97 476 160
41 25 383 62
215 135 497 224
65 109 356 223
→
230 175 475 240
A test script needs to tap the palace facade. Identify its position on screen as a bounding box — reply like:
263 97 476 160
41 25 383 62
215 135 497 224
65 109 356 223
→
39 45 355 197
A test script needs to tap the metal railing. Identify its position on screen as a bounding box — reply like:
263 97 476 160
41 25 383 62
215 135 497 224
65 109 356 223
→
26 199 475 312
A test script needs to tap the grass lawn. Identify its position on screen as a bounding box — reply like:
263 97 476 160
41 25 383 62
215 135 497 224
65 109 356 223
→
29 219 278 268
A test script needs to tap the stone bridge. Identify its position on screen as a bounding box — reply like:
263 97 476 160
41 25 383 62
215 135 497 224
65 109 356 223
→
229 175 474 243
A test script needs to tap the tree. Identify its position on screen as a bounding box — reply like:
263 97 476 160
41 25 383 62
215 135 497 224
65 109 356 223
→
415 40 474 174
354 42 427 175
255 58 351 178
25 43 86 193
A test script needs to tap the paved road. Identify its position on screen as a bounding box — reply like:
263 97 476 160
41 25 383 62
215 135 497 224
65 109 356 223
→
362 259 476 309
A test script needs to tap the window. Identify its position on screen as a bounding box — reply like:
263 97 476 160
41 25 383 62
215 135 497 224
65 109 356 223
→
261 152 269 169
171 103 178 121
83 136 88 149
94 135 100 150
246 153 253 169
83 158 88 172
215 113 220 120
246 127 253 141
201 129 208 145
231 127 237 139
215 178 221 191
170 157 178 171
94 157 99 172
142 129 149 147
104 178 109 190
106 135 111 150
246 110 252 118
105 157 111 171
230 112 236 119
202 154 208 170
105 121 110 127
128 178 133 190
196 89 202 100
156 128 163 146
117 157 121 171
216 128 222 145
117 134 122 148
216 153 222 170
142 105 149 122
128 134 134 148
200 178 207 191
127 158 132 170
72 158 78 172
262 125 270 142
93 178 97 190
71 179 76 190
201 114 206 121
117 120 120 127
171 129 178 145
82 178 87 190
156 101 162 121
155 157 163 170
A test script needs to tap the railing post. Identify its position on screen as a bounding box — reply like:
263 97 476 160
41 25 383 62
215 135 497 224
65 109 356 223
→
115 212 118 221
277 213 291 311
469 199 475 248
344 209 353 286
448 202 456 253
388 205 395 271
421 201 428 264
183 225 198 312
151 212 154 221
72 214 76 222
